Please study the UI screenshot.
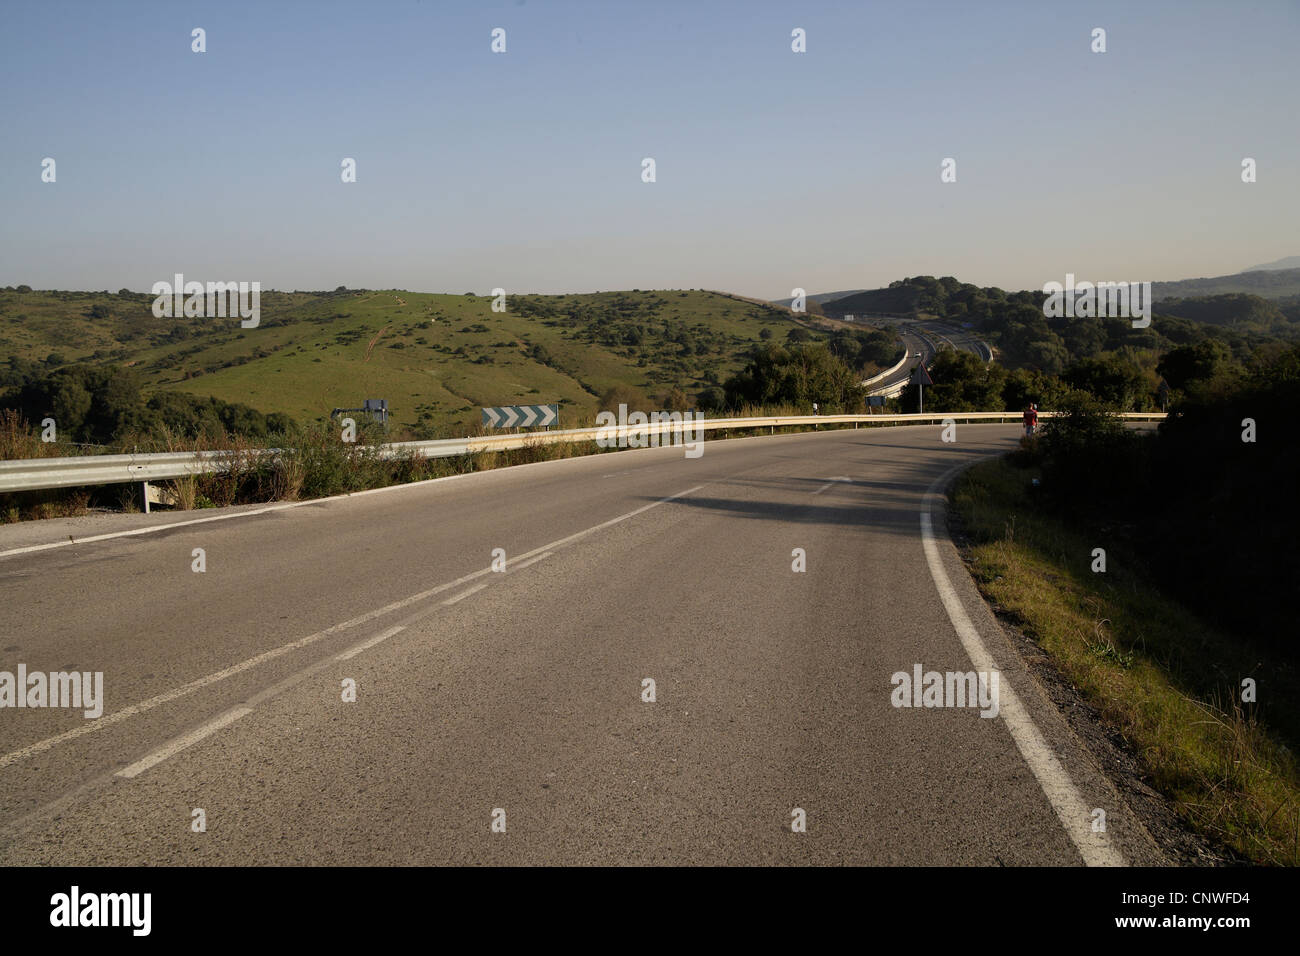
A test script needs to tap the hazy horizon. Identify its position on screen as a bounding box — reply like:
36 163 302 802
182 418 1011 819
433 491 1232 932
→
3 0 1297 300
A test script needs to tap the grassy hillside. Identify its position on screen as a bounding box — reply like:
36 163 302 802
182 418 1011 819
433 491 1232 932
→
0 287 806 435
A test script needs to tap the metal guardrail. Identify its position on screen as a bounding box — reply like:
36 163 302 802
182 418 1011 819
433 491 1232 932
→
0 450 247 493
0 412 1167 495
862 350 912 390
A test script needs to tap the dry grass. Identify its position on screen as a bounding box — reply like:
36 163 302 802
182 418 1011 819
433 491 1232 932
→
0 409 67 460
165 476 198 510
952 456 1300 865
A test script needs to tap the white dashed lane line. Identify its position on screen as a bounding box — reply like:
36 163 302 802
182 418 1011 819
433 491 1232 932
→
442 582 490 606
2 487 702 777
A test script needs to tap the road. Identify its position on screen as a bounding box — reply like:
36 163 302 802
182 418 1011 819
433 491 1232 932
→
0 425 1167 865
865 321 990 397
866 329 936 397
914 319 994 362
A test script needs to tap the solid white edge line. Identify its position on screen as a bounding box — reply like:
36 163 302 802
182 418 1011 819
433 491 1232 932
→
0 475 471 560
920 462 1126 867
0 440 625 561
115 706 253 779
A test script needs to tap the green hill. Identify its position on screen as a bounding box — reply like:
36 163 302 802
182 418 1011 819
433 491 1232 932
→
0 287 805 436
1152 267 1300 300
1154 293 1291 331
820 284 928 317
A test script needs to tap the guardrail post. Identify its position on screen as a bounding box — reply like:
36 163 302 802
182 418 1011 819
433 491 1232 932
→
0 412 1168 495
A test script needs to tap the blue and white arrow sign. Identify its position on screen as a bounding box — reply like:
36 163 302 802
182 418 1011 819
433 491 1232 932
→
481 404 559 428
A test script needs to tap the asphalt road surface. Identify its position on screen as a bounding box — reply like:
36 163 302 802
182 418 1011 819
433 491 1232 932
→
914 320 994 362
867 329 935 395
0 425 1168 865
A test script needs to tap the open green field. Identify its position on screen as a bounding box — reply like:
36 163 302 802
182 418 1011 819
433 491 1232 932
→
0 287 815 434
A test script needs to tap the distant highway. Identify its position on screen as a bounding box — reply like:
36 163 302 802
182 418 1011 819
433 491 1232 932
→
865 329 936 397
865 321 992 397
914 319 993 362
0 425 1164 865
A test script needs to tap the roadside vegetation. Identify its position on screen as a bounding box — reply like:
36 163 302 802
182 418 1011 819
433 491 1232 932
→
832 274 1300 374
949 349 1300 864
0 396 909 523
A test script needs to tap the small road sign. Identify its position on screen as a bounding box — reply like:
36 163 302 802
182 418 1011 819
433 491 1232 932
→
481 404 559 428
331 399 388 425
910 361 934 413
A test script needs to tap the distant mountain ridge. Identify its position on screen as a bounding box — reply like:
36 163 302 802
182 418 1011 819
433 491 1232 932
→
777 268 1300 312
1244 256 1300 272
1151 267 1300 300
770 289 868 308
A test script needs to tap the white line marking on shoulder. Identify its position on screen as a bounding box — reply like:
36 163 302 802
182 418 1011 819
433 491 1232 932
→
921 462 1125 867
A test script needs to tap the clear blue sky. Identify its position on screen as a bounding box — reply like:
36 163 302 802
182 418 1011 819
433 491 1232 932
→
2 0 1297 299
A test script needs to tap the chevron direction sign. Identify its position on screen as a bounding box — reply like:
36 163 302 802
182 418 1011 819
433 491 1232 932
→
481 404 559 428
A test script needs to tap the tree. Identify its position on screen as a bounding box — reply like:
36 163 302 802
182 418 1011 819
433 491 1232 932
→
1157 340 1238 392
1062 318 1107 360
660 386 690 412
1001 368 1067 412
1022 339 1069 375
695 386 726 412
1063 354 1151 410
50 380 93 436
908 350 1007 411
828 332 861 367
723 343 863 411
6 364 290 445
597 383 646 412
1036 389 1140 504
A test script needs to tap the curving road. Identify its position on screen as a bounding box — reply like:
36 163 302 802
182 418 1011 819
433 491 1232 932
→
865 329 936 397
866 321 992 397
0 426 1166 865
